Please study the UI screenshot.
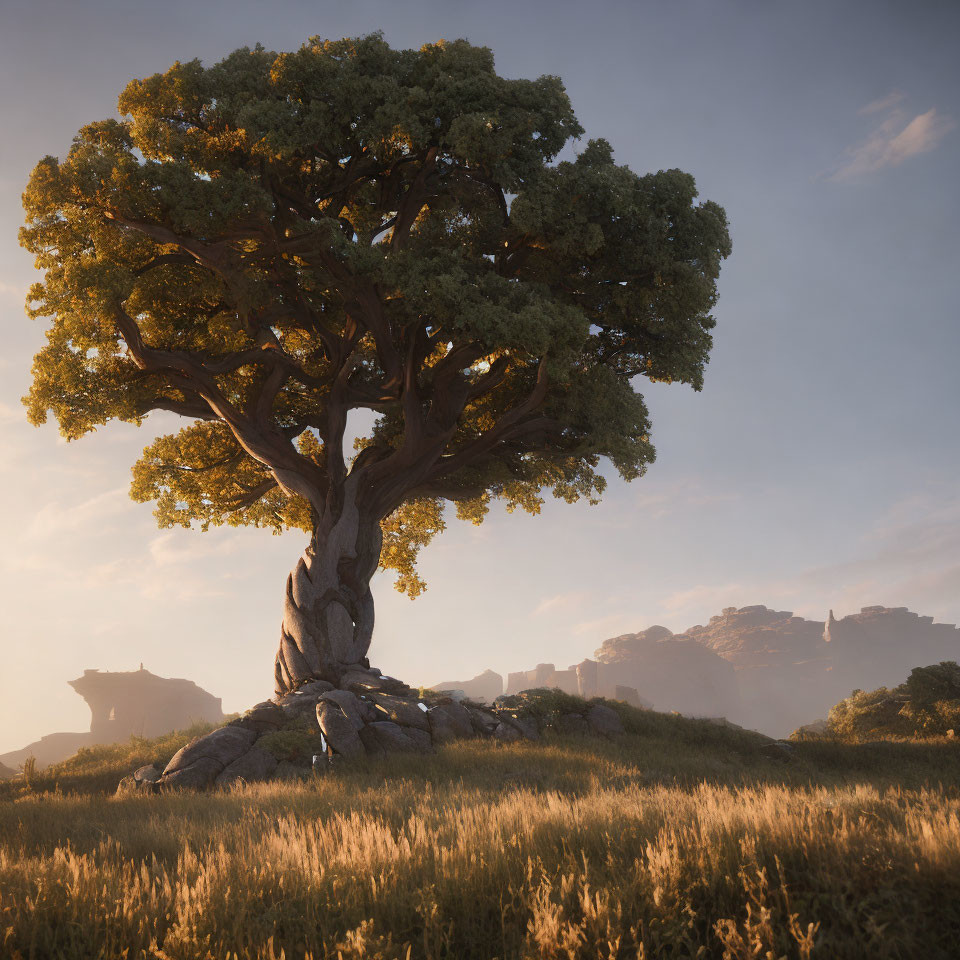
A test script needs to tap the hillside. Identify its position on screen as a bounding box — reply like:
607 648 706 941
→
2 702 958 958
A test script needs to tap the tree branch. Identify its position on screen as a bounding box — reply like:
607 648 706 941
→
133 253 194 276
420 358 553 489
390 148 438 251
109 300 327 511
224 478 279 510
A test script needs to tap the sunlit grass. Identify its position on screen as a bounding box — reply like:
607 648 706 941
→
2 716 959 958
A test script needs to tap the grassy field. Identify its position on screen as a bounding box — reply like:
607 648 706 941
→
2 710 959 959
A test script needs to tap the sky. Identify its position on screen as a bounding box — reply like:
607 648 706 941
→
1 0 958 753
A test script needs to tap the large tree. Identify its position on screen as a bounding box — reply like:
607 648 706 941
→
21 35 730 693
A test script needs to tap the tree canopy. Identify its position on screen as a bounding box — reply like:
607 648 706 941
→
21 34 731 596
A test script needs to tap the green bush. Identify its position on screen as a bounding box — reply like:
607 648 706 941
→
827 687 909 739
494 687 592 718
826 662 960 740
905 661 960 707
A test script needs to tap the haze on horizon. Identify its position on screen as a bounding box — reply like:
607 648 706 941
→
1 0 958 754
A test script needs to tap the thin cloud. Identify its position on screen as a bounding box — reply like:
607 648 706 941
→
532 590 589 617
832 95 954 180
148 530 244 567
0 279 26 301
632 479 739 520
572 611 639 638
27 487 130 539
0 402 23 424
649 491 960 629
661 582 748 620
859 91 904 115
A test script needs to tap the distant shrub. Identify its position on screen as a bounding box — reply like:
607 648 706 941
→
495 687 590 718
905 661 960 707
826 661 960 740
827 688 909 739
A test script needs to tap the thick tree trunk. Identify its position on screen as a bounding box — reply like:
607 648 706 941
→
273 477 383 694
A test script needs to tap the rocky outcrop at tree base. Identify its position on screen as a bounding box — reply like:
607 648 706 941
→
118 673 628 793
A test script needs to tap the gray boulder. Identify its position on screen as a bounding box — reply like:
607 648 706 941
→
159 756 225 790
277 693 325 719
317 701 366 759
133 764 161 783
442 701 475 737
494 722 522 743
466 705 499 735
116 775 156 795
298 680 335 696
586 704 625 737
341 669 412 696
427 706 457 744
556 713 590 735
233 701 285 733
361 721 419 753
318 689 366 731
508 716 540 741
368 693 430 731
115 776 137 795
357 724 387 756
215 745 278 786
160 726 257 788
403 728 433 753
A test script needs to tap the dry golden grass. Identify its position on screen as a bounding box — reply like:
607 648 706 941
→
2 717 959 958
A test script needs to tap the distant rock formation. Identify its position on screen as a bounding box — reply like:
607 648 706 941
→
593 626 737 717
491 629 733 716
0 667 224 772
679 605 960 735
69 667 223 741
0 731 94 774
822 606 959 694
431 669 504 703
507 662 579 696
432 661 654 709
435 604 960 738
0 760 17 781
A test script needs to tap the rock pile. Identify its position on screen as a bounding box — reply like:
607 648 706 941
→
117 668 626 793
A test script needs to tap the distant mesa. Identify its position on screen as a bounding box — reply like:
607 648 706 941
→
431 604 960 738
68 666 223 742
0 666 224 775
681 604 959 735
431 668 504 704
